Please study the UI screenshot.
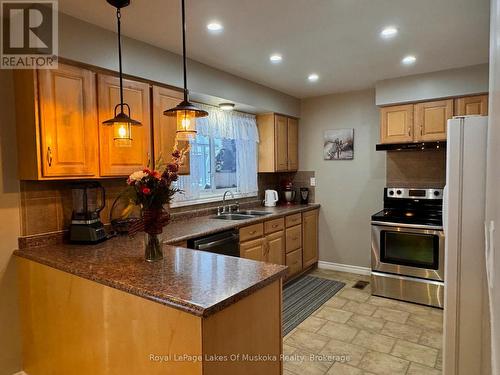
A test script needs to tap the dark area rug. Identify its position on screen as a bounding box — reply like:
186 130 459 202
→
283 275 345 336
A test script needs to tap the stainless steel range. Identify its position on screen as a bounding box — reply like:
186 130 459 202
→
371 187 445 308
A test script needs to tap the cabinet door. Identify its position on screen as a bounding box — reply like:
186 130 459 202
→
98 74 151 176
455 95 488 116
414 99 453 142
38 64 98 177
265 231 285 265
380 105 414 144
287 118 299 171
240 238 265 261
302 209 319 268
286 248 303 278
275 115 288 171
152 86 190 175
286 224 302 253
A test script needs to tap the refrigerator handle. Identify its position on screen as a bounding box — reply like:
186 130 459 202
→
443 185 448 236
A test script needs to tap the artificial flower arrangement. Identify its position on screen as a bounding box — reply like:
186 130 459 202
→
122 148 186 262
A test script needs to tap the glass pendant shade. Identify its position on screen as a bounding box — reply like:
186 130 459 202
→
103 1 141 147
163 0 208 139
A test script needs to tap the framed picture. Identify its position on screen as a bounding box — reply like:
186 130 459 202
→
323 128 354 160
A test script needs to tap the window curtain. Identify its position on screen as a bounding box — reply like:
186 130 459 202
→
173 104 259 204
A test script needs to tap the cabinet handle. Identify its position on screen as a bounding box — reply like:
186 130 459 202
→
272 224 278 228
47 147 52 167
249 230 257 235
292 237 298 241
408 127 411 137
420 125 423 136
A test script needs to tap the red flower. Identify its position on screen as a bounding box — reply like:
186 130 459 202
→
143 168 152 175
141 187 151 195
151 170 161 179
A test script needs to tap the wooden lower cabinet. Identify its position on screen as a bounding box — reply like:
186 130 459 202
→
240 238 265 261
285 224 302 253
266 231 285 265
302 209 319 268
18 259 282 375
286 248 303 277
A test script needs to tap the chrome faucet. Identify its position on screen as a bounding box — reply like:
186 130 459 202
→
220 190 239 214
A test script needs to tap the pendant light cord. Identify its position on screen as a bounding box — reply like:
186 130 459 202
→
181 0 188 102
116 7 124 113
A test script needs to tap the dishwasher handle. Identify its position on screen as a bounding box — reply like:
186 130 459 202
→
196 233 239 250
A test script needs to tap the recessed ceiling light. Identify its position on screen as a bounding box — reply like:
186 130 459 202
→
207 22 223 32
219 103 235 111
402 55 417 65
380 26 398 39
269 54 282 63
308 73 319 82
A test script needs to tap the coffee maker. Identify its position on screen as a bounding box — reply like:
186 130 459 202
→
69 182 107 243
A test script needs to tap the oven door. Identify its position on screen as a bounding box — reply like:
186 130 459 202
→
371 221 445 281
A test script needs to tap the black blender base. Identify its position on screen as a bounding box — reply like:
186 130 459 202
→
70 223 107 244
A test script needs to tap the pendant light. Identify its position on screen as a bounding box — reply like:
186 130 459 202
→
164 0 208 141
103 0 141 146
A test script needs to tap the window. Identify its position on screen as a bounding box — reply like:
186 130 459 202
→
171 104 259 207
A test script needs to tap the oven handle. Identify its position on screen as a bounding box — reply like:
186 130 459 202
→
197 234 239 250
371 221 443 231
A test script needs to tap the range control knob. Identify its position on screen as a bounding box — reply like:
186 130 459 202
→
434 190 441 197
389 190 395 196
396 190 402 195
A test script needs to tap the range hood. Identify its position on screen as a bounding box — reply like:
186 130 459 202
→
375 141 446 151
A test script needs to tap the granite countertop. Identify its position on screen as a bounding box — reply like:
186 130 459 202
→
162 203 321 244
14 203 319 318
14 237 287 317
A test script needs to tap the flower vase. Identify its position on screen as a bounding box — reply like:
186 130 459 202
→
144 232 163 262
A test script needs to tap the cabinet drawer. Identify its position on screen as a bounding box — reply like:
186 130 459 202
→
286 224 302 253
240 223 264 242
265 218 285 234
240 238 265 261
286 248 303 277
286 213 302 228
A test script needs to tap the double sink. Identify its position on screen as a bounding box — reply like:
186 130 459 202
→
212 210 272 220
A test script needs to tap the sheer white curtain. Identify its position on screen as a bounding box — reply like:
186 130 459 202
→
173 104 259 205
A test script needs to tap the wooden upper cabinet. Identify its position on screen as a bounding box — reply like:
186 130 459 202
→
14 64 99 179
98 74 151 176
152 86 190 175
414 99 453 142
455 95 488 116
302 209 319 268
275 115 288 171
380 104 414 144
257 113 298 172
287 117 299 171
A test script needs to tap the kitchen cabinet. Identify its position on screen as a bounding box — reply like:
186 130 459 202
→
257 113 299 172
264 217 285 234
285 224 302 253
265 231 285 265
287 118 299 170
286 249 303 278
302 209 319 268
14 63 99 179
455 94 488 116
152 85 190 175
240 237 266 261
380 104 414 144
414 99 454 142
98 74 152 177
240 220 284 265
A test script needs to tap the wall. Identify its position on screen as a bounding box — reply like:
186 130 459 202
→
376 64 489 106
300 89 385 268
58 13 300 117
0 70 22 373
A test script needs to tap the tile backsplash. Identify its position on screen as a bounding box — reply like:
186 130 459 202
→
19 171 316 237
386 149 446 188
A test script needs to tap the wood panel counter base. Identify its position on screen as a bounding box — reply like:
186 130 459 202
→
18 259 283 375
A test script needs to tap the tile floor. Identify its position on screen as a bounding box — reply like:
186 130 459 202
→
283 268 443 375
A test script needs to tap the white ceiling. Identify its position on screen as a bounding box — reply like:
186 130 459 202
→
58 0 490 98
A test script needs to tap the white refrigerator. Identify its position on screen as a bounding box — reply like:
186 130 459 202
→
443 115 490 375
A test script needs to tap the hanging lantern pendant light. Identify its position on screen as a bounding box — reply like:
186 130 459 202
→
103 0 142 146
164 0 208 141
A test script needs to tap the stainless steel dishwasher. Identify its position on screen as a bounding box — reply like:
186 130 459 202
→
187 230 240 257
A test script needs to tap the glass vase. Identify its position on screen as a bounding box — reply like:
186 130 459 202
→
144 232 163 262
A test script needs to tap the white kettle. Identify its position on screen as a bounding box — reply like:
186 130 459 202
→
264 190 279 207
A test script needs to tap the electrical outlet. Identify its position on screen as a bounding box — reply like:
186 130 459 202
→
310 177 316 187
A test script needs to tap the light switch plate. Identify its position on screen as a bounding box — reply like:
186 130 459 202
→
310 177 316 187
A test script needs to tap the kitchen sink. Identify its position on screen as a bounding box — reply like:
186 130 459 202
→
237 210 272 216
212 213 256 220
